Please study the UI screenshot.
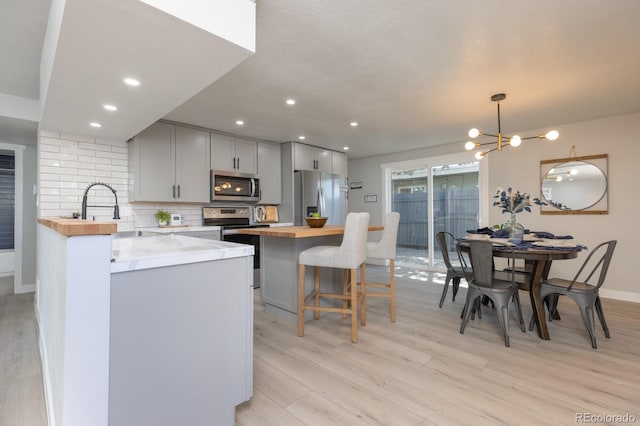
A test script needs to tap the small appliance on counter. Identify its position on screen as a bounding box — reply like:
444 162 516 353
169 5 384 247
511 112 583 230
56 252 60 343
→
254 206 279 223
170 213 184 226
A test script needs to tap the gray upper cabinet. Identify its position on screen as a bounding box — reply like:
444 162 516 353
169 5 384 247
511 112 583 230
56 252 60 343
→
331 151 348 185
211 133 258 174
293 143 331 172
258 142 282 204
174 126 211 202
129 122 210 203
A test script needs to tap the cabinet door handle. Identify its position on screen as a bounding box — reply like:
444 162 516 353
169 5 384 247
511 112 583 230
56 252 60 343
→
177 185 181 198
173 185 176 198
237 157 240 169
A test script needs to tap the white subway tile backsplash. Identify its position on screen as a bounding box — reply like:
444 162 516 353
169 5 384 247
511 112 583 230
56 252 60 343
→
60 146 81 155
76 162 96 170
77 149 96 157
59 161 82 169
79 155 110 165
39 202 61 210
51 138 81 148
41 166 77 175
39 188 61 196
111 171 128 179
40 130 61 138
78 169 112 177
81 142 112 152
40 173 60 182
111 146 128 154
60 133 95 143
39 144 60 153
40 159 61 167
41 195 78 203
40 151 75 160
95 164 127 173
39 131 210 228
95 138 128 147
96 151 127 160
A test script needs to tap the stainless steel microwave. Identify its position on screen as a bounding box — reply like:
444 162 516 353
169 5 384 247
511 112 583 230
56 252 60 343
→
211 170 261 202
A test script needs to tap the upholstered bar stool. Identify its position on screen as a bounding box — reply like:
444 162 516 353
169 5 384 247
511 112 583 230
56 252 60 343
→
298 212 370 343
364 212 400 322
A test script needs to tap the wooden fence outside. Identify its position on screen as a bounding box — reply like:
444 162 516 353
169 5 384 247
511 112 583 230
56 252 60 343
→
393 189 479 249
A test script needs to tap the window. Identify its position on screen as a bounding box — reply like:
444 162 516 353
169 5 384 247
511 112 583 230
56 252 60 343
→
0 153 15 250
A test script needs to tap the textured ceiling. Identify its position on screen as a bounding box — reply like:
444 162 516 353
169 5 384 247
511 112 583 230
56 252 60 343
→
2 0 640 157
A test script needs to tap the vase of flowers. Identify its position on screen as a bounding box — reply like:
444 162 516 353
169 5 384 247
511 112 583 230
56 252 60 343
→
493 187 546 244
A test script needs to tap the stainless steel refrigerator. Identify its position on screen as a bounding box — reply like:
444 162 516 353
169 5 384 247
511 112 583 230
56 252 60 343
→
294 170 347 226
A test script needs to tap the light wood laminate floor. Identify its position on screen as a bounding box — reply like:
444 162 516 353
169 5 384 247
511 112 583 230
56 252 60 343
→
1 267 639 425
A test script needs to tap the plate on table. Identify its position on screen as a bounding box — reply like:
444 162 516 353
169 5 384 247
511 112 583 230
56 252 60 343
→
465 233 490 240
490 238 511 245
532 240 577 248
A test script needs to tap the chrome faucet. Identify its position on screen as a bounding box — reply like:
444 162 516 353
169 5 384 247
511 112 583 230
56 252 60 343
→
81 182 121 220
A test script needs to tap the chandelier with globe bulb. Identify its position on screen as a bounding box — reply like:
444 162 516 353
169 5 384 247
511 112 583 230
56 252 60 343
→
465 93 559 160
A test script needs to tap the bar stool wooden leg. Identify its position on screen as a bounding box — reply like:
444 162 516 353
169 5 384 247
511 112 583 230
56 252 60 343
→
390 259 396 323
314 266 320 320
350 268 358 343
360 263 367 326
342 269 349 318
298 264 305 337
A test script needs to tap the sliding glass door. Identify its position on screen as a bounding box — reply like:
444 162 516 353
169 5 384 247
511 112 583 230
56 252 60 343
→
386 156 480 271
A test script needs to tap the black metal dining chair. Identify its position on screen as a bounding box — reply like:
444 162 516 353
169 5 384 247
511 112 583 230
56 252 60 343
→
531 240 617 349
457 240 526 347
437 232 470 308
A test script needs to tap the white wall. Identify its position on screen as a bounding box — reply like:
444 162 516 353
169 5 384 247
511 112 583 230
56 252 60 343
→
0 251 14 276
348 111 640 302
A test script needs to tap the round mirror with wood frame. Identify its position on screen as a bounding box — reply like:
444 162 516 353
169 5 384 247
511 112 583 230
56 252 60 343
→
540 154 608 215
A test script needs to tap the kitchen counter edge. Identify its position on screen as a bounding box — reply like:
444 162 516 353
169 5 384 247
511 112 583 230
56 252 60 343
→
38 217 117 237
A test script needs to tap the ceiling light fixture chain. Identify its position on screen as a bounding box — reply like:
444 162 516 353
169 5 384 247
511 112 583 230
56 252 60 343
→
465 93 559 160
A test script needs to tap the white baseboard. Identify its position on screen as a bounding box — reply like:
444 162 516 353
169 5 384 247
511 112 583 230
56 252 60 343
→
35 303 55 426
599 289 640 304
15 283 36 294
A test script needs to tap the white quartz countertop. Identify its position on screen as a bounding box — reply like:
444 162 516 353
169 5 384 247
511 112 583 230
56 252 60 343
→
136 225 221 233
111 234 253 273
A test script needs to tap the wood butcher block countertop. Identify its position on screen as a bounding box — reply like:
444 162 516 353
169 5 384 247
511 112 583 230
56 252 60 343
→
237 225 384 238
38 217 117 237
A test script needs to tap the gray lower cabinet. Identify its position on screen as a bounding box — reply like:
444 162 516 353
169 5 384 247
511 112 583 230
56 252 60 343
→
260 234 343 323
129 122 210 203
109 256 253 426
257 142 281 204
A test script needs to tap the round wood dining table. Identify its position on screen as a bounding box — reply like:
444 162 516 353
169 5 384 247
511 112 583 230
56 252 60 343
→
461 242 580 340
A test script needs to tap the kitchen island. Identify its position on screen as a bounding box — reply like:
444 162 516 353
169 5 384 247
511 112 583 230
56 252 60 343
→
36 218 254 426
239 225 383 323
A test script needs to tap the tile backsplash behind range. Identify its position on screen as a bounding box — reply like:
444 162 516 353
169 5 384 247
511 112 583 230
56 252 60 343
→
38 131 207 231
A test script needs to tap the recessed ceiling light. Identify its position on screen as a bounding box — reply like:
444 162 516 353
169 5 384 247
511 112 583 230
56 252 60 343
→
236 120 244 125
298 135 306 140
103 104 118 111
343 146 350 150
89 122 102 128
123 77 140 87
286 99 296 105
350 122 358 127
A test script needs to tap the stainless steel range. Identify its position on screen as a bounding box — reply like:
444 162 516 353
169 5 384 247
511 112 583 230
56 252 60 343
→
203 206 268 288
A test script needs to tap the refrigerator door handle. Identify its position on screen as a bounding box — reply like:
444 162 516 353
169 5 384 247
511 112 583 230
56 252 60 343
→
318 187 325 216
